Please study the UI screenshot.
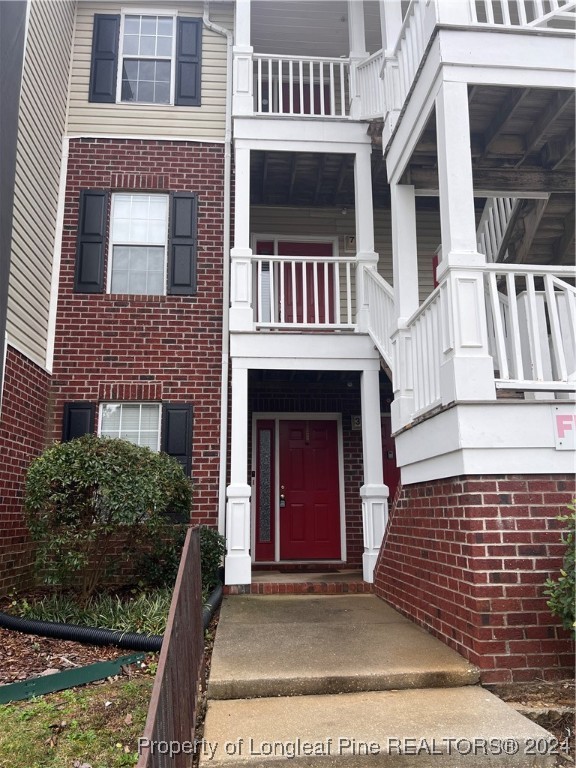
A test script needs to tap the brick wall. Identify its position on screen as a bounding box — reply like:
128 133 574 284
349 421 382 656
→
0 347 51 592
374 475 575 683
51 138 225 525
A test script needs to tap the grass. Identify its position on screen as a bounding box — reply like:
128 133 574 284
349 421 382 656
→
0 677 153 768
10 589 173 636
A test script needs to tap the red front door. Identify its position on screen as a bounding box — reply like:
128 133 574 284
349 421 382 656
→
279 419 341 560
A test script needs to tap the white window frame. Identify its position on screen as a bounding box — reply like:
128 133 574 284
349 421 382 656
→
116 9 178 106
107 192 169 296
98 402 162 451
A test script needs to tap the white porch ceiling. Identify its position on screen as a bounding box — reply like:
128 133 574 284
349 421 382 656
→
251 0 383 57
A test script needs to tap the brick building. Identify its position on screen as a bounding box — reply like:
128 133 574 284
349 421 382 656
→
0 0 574 683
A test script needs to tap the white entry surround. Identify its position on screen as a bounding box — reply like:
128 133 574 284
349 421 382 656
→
225 334 389 585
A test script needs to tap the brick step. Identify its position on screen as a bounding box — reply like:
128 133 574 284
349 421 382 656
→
224 570 371 596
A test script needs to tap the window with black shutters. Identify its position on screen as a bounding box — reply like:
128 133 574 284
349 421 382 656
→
89 14 201 106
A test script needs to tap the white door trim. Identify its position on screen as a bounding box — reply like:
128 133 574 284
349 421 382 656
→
251 412 347 564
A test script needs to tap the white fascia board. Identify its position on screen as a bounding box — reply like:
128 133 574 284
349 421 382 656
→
439 28 576 86
230 332 381 368
395 401 576 482
233 118 372 152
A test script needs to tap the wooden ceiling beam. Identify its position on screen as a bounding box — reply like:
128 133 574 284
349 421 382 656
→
515 91 575 168
482 88 530 157
540 131 576 170
405 167 575 195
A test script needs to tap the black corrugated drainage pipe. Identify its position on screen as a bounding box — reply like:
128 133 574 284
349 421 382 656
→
0 580 224 651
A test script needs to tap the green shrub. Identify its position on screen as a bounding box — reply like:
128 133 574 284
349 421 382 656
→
25 435 192 601
544 504 575 636
199 525 226 592
136 525 188 589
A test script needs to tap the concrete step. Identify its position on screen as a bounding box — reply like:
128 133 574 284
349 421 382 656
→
200 687 557 767
208 595 479 700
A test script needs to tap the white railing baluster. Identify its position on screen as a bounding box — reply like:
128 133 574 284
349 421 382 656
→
302 261 307 324
517 1 529 24
278 59 283 114
309 60 315 114
299 60 304 115
290 260 297 323
313 261 319 324
346 262 352 325
544 273 567 380
335 262 341 325
329 62 335 117
323 261 329 322
288 59 294 114
267 58 273 111
257 57 263 112
501 0 512 25
257 261 263 322
269 261 276 323
485 0 495 23
505 272 524 380
339 61 346 117
319 62 325 116
525 273 544 380
488 272 510 379
280 261 285 324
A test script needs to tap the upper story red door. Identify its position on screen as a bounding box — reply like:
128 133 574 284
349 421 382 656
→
279 419 341 560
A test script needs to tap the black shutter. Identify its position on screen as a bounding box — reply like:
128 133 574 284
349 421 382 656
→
168 193 197 295
162 403 193 476
89 14 120 103
175 18 202 106
74 190 108 293
62 403 95 442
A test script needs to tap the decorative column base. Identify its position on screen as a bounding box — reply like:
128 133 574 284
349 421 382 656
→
361 483 389 583
230 247 253 332
440 355 496 405
224 483 251 585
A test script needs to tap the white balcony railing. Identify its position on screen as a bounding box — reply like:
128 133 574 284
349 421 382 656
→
363 266 395 368
253 255 356 329
407 286 443 416
253 54 350 118
484 266 576 389
477 197 518 263
469 0 576 27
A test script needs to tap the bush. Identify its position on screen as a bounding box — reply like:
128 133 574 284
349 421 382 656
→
137 525 225 594
199 525 226 592
25 435 192 601
544 504 575 636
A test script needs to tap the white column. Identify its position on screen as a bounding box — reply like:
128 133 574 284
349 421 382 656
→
225 363 251 585
390 183 419 430
348 0 368 119
230 145 253 331
233 0 253 115
380 0 402 52
354 146 378 332
360 368 389 583
435 81 496 404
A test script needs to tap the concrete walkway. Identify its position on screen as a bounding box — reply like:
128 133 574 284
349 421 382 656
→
201 594 556 767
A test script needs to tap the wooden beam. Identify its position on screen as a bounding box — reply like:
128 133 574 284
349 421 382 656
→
314 154 326 205
516 91 575 167
540 131 576 170
406 167 575 195
555 210 575 263
507 198 549 264
482 89 530 157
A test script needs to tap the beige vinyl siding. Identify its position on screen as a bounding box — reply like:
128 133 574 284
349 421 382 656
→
67 2 233 140
250 205 441 306
7 0 76 367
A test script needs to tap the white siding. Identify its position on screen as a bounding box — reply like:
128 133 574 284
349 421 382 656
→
66 2 233 140
250 205 441 305
7 0 76 367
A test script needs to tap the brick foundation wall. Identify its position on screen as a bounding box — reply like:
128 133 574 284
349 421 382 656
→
51 138 225 526
0 347 51 592
374 475 575 683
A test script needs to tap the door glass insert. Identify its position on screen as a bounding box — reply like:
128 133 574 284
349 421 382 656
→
258 428 272 543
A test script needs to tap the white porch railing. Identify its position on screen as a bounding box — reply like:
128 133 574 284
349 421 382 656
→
356 51 385 120
363 266 395 368
469 0 576 27
484 266 576 389
253 255 356 329
407 286 443 416
253 54 350 118
477 197 518 263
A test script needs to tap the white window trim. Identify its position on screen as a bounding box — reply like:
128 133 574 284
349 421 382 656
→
107 192 169 296
116 10 178 106
98 402 162 452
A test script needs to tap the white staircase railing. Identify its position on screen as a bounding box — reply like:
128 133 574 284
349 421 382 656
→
469 0 576 27
407 287 443 416
253 54 350 118
253 255 356 329
484 266 576 389
363 267 395 369
357 51 385 120
476 197 518 263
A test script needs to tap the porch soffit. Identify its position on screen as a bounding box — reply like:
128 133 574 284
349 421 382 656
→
250 0 382 58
